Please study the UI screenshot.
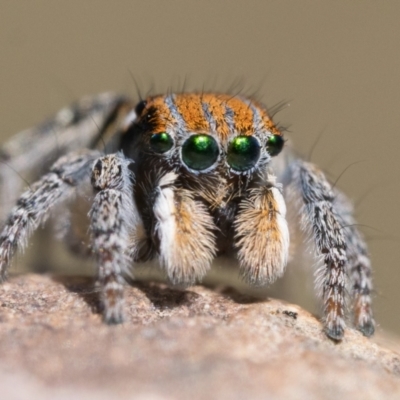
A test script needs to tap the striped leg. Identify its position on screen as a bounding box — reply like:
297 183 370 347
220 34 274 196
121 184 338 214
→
90 153 137 324
290 161 347 340
234 174 289 286
334 192 375 337
0 150 100 280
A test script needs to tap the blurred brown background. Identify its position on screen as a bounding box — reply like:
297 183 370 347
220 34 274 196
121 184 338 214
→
0 1 399 336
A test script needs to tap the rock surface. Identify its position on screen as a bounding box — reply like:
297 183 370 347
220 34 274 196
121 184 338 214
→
0 274 399 400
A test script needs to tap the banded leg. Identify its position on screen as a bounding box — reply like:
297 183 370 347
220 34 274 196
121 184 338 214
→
153 172 217 286
0 150 100 280
334 192 375 337
234 175 289 286
90 153 137 324
289 160 347 340
0 93 131 221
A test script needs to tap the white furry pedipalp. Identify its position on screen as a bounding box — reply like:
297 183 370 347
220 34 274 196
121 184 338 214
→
235 176 289 286
153 172 216 285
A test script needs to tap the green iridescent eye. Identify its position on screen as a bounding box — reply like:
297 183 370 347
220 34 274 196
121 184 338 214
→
150 132 173 153
182 134 219 171
266 134 284 156
227 136 261 171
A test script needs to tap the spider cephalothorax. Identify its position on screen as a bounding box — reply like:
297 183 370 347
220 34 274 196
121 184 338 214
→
0 92 374 341
122 94 287 279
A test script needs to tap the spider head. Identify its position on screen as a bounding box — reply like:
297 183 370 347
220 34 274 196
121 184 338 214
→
121 93 284 188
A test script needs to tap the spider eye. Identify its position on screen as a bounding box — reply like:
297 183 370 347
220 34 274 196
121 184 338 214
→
182 134 219 171
227 136 260 171
266 134 284 156
135 100 147 116
150 132 174 153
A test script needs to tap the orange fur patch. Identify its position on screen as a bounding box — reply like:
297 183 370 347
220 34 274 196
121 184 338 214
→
143 93 281 139
174 94 210 132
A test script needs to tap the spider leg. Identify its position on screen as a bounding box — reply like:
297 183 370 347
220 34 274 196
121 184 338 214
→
288 160 347 340
89 153 138 324
0 93 132 221
234 174 289 286
153 172 217 286
0 150 101 280
333 192 375 337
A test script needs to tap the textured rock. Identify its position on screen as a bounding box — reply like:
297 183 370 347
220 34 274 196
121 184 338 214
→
0 274 399 400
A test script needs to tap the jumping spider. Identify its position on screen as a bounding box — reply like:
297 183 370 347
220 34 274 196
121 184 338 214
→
0 92 374 341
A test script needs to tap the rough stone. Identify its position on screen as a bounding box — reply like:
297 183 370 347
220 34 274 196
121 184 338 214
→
0 274 399 400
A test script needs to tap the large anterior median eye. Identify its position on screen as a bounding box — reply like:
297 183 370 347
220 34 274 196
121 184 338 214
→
266 134 284 156
227 136 260 171
150 132 174 153
182 134 219 171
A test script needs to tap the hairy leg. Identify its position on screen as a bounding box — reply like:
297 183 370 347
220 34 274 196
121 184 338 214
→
289 160 347 340
0 150 101 280
90 153 138 324
0 93 131 221
333 192 375 337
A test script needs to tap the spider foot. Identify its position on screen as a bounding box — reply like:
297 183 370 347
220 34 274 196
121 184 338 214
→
325 323 345 341
104 311 124 325
102 298 125 325
357 317 375 337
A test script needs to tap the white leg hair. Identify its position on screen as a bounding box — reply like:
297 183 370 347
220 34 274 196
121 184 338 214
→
89 152 138 324
234 173 289 286
0 150 101 280
153 172 217 286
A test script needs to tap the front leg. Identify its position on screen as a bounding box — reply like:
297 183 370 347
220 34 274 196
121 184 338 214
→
289 161 347 340
90 153 138 324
